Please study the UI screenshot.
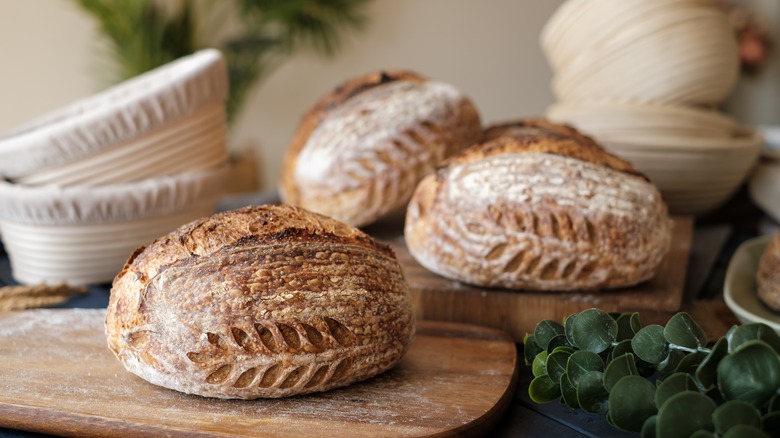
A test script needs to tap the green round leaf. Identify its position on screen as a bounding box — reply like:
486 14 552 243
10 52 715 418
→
696 336 728 390
604 352 639 392
690 430 716 438
640 415 657 438
657 349 686 377
523 333 543 366
717 340 780 406
664 312 707 349
727 323 780 355
723 424 770 438
551 345 576 355
529 374 561 403
564 312 577 346
531 350 548 378
566 350 604 387
674 351 706 374
608 375 657 432
571 308 618 353
546 334 571 353
630 312 644 334
657 391 716 438
612 339 634 359
560 373 579 409
632 324 668 364
534 320 565 351
655 372 698 409
546 350 571 383
713 400 762 436
615 313 638 341
576 370 608 414
705 385 726 406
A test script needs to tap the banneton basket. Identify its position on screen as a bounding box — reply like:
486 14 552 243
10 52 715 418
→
0 49 228 185
0 166 228 286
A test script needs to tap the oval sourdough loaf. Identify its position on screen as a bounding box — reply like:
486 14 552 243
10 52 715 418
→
756 233 780 312
105 204 415 399
405 119 671 291
279 69 482 227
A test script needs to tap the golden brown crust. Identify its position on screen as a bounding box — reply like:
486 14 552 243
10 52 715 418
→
279 69 482 227
446 118 644 179
757 233 780 312
106 205 414 399
405 119 670 291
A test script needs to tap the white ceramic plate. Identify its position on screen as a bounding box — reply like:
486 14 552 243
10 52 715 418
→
724 235 780 334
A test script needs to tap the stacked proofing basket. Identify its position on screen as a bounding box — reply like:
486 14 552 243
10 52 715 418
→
542 0 763 215
0 49 230 286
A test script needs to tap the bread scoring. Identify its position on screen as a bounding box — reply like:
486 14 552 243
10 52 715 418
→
105 204 414 399
405 119 671 291
280 70 482 227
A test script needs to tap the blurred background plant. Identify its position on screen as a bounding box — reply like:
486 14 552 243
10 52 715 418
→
71 0 372 125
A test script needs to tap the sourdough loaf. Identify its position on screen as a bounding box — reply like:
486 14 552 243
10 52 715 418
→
756 233 780 312
404 119 671 291
279 70 482 227
105 204 414 399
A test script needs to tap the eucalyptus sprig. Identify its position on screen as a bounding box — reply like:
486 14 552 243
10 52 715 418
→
524 308 780 438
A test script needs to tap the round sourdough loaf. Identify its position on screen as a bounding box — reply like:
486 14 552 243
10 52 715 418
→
405 119 671 291
756 233 780 312
105 204 414 399
279 70 482 227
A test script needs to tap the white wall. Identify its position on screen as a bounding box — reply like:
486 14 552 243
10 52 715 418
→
0 0 563 189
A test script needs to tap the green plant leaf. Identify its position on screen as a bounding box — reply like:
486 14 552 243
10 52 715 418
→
769 393 780 412
657 391 716 438
564 312 577 346
532 350 548 378
723 424 770 438
571 308 618 353
696 336 728 390
717 340 780 406
713 400 762 436
657 349 686 377
560 373 579 409
675 351 706 374
546 334 571 353
604 352 639 392
608 375 657 432
727 323 780 354
576 370 608 414
664 312 707 349
640 415 657 438
611 339 633 359
546 350 571 383
690 431 716 438
615 313 638 341
534 320 565 351
552 345 576 355
632 324 668 364
523 333 543 366
566 350 604 387
655 372 698 409
529 374 561 403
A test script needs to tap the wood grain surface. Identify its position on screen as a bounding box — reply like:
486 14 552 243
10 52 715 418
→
369 216 693 341
0 309 517 438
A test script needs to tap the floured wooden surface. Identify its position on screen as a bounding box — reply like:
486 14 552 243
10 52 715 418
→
0 309 517 438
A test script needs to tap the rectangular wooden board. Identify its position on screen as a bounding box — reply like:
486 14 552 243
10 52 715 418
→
371 216 693 341
0 309 517 438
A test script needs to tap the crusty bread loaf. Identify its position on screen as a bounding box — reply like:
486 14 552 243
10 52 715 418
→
405 119 671 291
279 69 482 227
756 233 780 312
105 204 415 399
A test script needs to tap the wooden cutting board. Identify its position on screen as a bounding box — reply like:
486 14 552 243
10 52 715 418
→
0 309 517 438
368 216 693 341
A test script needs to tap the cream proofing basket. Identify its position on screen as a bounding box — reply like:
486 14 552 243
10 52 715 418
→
0 166 228 286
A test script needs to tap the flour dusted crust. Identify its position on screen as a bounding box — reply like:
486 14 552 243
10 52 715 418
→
756 233 780 312
279 70 482 227
405 119 671 291
105 204 415 399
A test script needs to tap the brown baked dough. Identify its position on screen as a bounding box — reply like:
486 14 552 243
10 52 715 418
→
279 69 482 227
105 204 415 399
405 119 671 291
756 233 780 312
